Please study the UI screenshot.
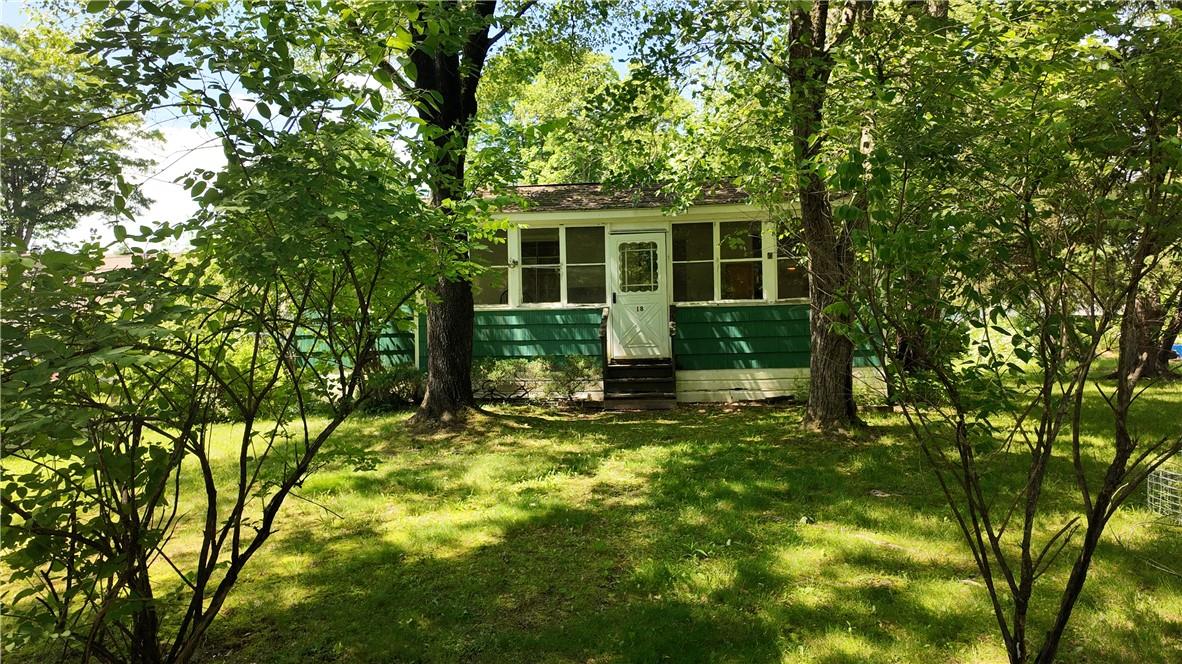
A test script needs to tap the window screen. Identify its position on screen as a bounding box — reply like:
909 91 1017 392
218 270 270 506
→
471 229 509 305
719 221 762 300
521 228 561 303
565 226 605 303
776 236 809 299
672 223 714 302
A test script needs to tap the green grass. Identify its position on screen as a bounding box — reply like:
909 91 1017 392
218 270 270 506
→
8 383 1182 663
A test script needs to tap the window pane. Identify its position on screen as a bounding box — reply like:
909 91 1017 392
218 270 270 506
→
721 261 762 300
471 229 508 266
618 241 658 292
472 267 509 305
521 228 560 265
674 262 714 302
719 221 761 260
777 235 805 260
777 259 809 299
672 223 712 262
522 266 561 303
567 264 606 304
565 226 605 265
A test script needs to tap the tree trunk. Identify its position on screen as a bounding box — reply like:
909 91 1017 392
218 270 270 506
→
1159 307 1182 365
789 1 863 428
1122 287 1181 380
419 276 476 421
408 1 497 424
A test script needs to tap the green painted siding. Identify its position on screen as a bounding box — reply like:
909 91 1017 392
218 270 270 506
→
674 304 810 370
473 308 603 359
295 318 416 368
376 327 416 366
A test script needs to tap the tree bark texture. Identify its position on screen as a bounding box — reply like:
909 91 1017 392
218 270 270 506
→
789 1 863 427
409 1 497 422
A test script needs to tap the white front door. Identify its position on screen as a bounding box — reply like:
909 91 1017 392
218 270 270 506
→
609 232 670 359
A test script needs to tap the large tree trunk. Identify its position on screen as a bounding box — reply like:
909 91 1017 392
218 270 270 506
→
789 1 863 428
800 179 859 426
1160 308 1182 364
1128 286 1181 379
408 1 497 424
419 277 476 420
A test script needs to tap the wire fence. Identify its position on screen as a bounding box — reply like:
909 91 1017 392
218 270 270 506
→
1147 463 1182 522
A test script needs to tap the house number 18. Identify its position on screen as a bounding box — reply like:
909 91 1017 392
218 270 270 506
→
635 305 646 312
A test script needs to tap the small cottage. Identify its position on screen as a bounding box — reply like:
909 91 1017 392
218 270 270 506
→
395 183 883 408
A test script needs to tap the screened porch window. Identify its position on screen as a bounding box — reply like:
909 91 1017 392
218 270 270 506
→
673 220 764 302
776 235 809 299
471 229 509 306
565 226 607 303
719 221 762 300
672 222 713 302
521 227 561 303
520 225 607 305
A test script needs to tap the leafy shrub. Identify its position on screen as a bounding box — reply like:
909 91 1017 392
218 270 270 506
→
362 365 425 411
471 357 601 402
542 356 600 401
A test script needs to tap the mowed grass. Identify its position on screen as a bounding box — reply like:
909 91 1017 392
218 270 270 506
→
7 382 1182 663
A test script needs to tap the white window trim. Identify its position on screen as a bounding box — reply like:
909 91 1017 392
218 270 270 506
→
472 229 513 310
478 214 804 310
519 226 563 306
564 225 609 305
508 223 610 309
672 219 771 305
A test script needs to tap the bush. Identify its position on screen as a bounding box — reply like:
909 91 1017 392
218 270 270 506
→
362 365 425 411
543 356 600 402
471 357 601 403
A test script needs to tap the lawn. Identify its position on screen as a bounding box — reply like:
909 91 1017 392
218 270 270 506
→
8 386 1182 663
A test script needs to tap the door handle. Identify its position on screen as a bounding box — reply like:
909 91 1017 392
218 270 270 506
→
612 292 617 303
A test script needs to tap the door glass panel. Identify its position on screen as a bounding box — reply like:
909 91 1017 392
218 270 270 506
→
618 241 658 293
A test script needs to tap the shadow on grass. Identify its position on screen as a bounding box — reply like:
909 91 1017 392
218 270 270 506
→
198 403 1180 664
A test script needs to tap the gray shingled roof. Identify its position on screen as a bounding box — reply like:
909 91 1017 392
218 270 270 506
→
502 182 749 212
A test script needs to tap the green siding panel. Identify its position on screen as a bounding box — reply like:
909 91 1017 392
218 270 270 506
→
476 310 604 327
295 322 417 369
419 304 821 369
474 326 601 342
674 321 810 341
674 303 810 370
675 305 808 324
472 308 604 359
677 337 811 355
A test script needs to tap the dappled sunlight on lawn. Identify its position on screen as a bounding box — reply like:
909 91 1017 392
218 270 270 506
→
22 391 1173 663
